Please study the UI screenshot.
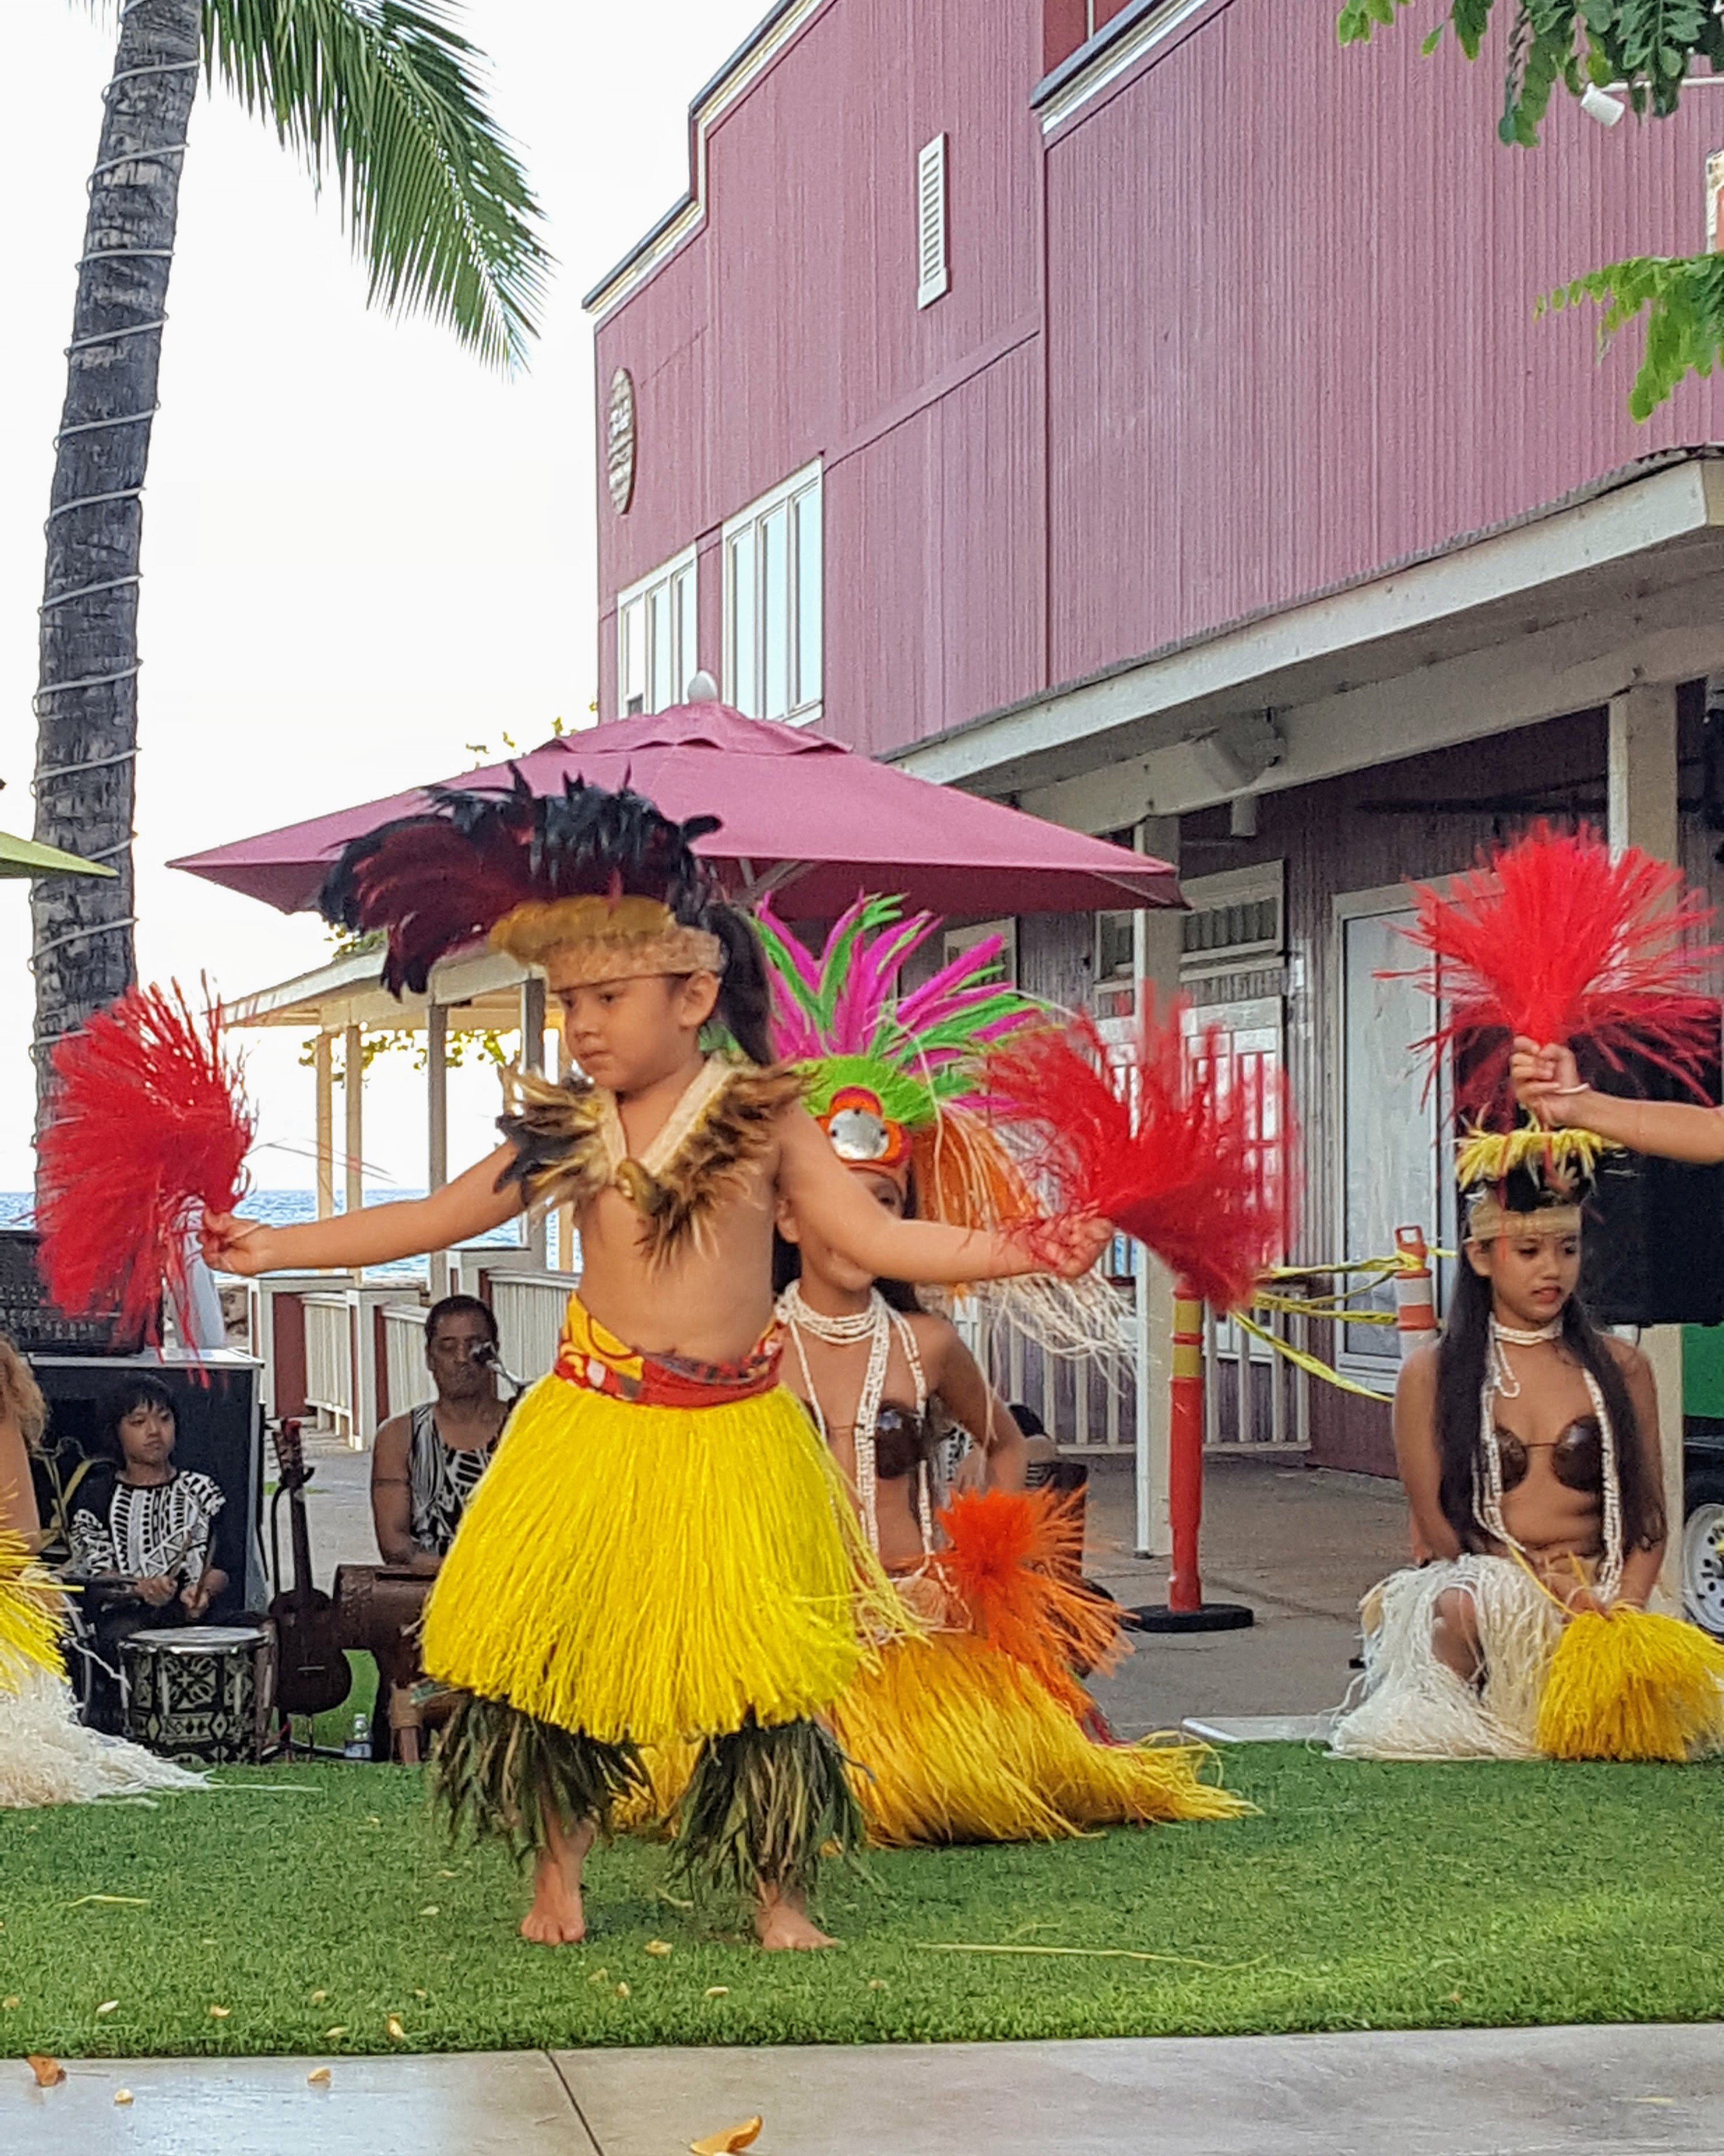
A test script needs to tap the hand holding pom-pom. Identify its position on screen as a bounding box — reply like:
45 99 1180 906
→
200 1211 276 1278
1014 1214 1112 1280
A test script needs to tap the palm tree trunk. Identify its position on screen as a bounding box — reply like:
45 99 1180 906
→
31 0 201 1128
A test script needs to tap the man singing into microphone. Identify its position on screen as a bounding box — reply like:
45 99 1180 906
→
372 1296 511 1577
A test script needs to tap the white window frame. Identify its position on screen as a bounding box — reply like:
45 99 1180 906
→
721 461 823 725
1178 862 1286 983
916 133 949 308
616 544 699 718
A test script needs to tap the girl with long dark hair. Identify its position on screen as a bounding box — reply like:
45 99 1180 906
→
1333 1140 1667 1760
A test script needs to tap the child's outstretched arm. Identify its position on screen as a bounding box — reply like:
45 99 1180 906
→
203 1145 525 1275
1512 1037 1724 1163
777 1107 1108 1283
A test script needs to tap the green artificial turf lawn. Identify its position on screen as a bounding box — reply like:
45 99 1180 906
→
2 1745 1722 2058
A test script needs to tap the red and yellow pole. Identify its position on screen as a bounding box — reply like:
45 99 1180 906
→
1167 1284 1206 1614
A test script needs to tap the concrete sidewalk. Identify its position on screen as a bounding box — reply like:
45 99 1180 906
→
10 2026 1724 2154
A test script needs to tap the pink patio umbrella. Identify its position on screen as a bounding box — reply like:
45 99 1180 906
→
170 701 1178 919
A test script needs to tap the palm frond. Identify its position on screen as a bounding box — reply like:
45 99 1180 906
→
203 0 550 369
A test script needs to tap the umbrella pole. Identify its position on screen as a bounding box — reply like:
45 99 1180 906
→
1130 1283 1253 1634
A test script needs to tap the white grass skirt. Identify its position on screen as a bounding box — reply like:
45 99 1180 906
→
1329 1555 1564 1762
0 1664 205 1809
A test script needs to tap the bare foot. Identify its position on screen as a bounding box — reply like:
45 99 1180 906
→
755 1885 839 1951
520 1814 595 1946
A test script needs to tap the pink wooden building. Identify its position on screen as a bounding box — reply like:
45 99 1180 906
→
587 0 1724 1509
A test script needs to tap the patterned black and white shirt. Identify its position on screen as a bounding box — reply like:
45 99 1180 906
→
408 1404 498 1557
68 1470 224 1588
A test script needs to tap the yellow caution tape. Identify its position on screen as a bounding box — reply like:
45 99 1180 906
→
1231 1312 1395 1405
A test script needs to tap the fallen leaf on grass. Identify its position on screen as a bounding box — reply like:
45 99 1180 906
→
69 1895 149 1908
414 1989 428 2001
2 1997 18 2011
587 1967 609 1986
95 2000 119 2017
868 1981 888 1992
208 2005 231 2020
419 1906 440 1918
644 1940 672 1957
614 1983 631 2000
26 2056 65 2088
690 2117 763 2156
385 2015 407 2041
325 2027 347 2040
114 2090 133 2106
310 1989 328 2004
307 2067 331 2087
703 1987 730 1998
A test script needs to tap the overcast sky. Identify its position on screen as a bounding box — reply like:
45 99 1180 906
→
0 0 766 1196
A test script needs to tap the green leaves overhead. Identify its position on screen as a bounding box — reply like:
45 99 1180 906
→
200 0 550 370
1543 254 1724 418
1337 0 1724 144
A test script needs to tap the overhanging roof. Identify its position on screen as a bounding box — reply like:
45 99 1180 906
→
225 945 535 1035
889 450 1724 819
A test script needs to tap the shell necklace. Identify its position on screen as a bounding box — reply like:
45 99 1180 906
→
1475 1313 1622 1603
778 1281 930 1555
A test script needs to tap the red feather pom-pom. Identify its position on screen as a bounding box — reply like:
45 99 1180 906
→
1399 822 1718 1124
983 1000 1293 1312
38 983 254 1348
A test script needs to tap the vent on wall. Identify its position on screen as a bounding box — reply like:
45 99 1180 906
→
917 133 949 309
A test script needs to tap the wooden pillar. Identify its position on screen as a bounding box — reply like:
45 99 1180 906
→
1607 682 1685 1595
521 976 548 1268
314 1031 335 1222
1134 815 1181 1559
343 1022 364 1238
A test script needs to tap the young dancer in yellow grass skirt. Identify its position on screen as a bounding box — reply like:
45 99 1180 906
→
763 897 1244 1843
1333 1128 1724 1763
205 783 1106 1948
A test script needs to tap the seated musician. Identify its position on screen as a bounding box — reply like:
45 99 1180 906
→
66 1377 227 1732
370 1295 508 1574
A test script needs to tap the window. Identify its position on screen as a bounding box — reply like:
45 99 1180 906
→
1334 888 1451 1367
917 135 949 308
1178 864 1285 980
616 547 698 717
723 463 822 724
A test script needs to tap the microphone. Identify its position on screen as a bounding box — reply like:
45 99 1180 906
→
470 1338 524 1397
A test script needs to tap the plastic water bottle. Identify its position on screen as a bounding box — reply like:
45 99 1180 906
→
343 1713 372 1762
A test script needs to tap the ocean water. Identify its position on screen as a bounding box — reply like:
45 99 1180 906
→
0 1190 556 1286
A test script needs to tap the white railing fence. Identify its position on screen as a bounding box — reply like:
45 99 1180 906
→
490 1270 580 1393
383 1303 436 1420
303 1293 354 1442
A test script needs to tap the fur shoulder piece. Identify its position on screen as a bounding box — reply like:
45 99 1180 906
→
495 1070 609 1215
494 1060 807 1263
636 1060 805 1265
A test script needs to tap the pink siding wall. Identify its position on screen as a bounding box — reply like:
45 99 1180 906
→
1046 3 1724 680
594 0 1047 743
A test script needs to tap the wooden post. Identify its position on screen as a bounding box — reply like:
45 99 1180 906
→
314 1031 335 1222
521 976 548 1268
1607 682 1686 1598
1133 815 1180 1559
343 1021 363 1237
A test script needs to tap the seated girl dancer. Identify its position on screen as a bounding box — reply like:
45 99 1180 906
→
760 897 1246 1841
1332 1133 1669 1761
203 783 1105 1947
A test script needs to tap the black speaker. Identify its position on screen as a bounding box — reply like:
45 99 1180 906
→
1575 1039 1724 1328
29 1356 265 1609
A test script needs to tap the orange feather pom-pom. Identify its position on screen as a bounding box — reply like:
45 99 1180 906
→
37 983 254 1348
933 1487 1125 1717
982 1000 1293 1312
1399 821 1718 1124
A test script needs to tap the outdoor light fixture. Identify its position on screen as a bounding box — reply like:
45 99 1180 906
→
1580 81 1627 126
1188 713 1283 798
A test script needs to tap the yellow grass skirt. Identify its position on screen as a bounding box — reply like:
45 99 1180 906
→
620 1628 1246 1847
831 1630 1246 1846
421 1373 879 1748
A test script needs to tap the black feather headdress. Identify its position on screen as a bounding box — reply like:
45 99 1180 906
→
319 771 725 997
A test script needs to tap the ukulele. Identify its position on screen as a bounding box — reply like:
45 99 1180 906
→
268 1418 351 1719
